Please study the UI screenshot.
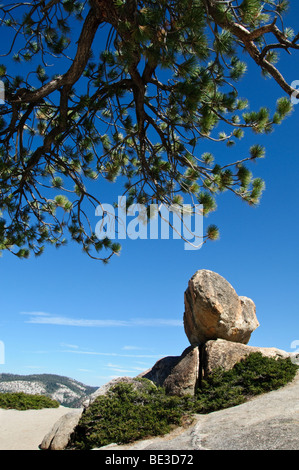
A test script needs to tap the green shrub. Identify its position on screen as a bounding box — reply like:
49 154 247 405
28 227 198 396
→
69 353 298 450
0 392 60 410
69 379 190 450
193 353 298 414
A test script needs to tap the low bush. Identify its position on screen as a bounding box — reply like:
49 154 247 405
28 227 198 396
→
69 353 298 450
0 392 60 410
69 379 190 450
193 352 298 413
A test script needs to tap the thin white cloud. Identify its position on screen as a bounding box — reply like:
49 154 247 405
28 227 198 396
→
60 349 163 359
22 311 182 328
60 343 79 349
21 311 51 317
106 362 122 368
105 363 145 372
106 367 136 374
25 315 129 327
23 347 164 359
132 318 182 327
94 375 117 381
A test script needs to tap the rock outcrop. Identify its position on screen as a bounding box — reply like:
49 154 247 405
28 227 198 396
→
203 339 290 376
140 339 290 395
184 270 259 345
39 410 82 450
141 346 200 396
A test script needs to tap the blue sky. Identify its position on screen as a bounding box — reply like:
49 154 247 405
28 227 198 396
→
0 2 299 388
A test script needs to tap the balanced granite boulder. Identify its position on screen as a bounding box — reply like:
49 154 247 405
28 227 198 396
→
184 270 259 345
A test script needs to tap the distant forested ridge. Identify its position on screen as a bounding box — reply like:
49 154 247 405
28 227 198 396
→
0 373 98 407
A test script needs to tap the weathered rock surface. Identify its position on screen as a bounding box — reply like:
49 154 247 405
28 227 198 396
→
163 347 200 396
139 356 181 388
184 270 259 345
204 338 290 376
39 410 82 450
141 346 200 396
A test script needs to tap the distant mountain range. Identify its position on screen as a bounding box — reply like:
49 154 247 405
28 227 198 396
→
0 373 98 408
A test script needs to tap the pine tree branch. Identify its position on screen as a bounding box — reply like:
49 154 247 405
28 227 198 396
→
206 1 299 97
10 7 102 105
